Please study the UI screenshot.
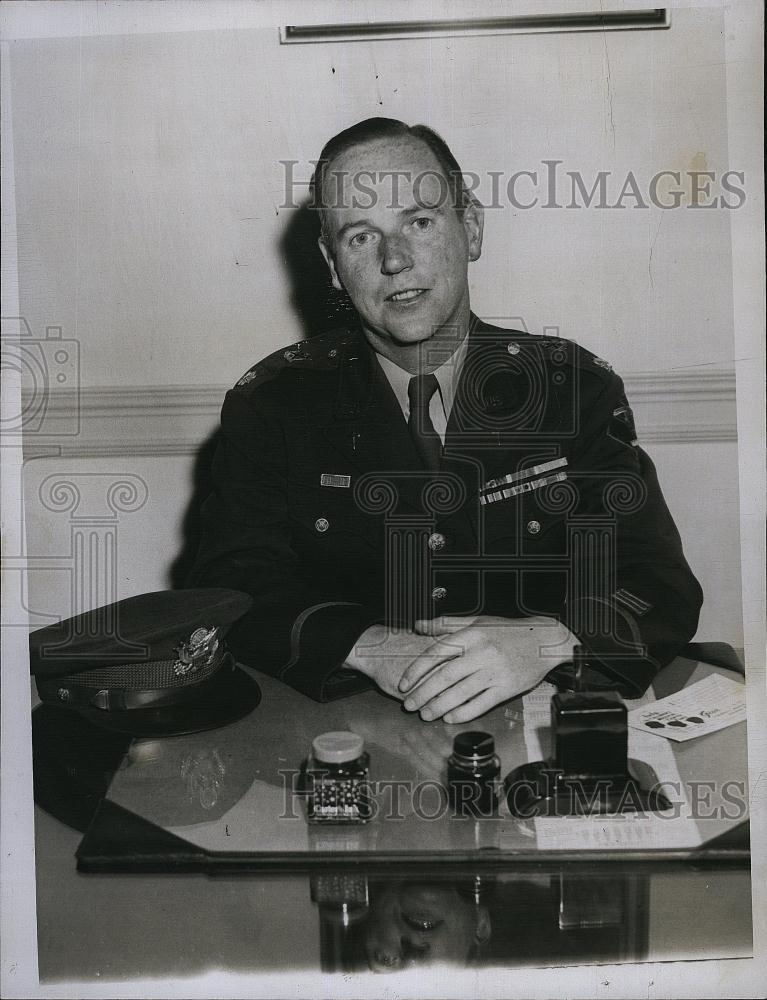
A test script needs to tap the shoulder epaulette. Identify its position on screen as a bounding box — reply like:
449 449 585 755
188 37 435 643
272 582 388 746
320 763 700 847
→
535 336 616 377
231 326 359 391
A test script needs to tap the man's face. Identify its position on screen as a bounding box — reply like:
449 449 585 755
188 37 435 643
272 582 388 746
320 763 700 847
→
318 136 483 352
364 882 490 971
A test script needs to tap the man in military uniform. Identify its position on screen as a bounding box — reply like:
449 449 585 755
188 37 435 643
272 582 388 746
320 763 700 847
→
189 118 702 722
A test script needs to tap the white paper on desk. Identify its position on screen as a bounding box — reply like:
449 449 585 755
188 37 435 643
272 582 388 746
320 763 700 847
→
627 674 746 742
533 813 702 850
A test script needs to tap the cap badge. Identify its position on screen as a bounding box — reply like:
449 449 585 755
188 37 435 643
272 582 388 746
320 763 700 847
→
173 625 220 677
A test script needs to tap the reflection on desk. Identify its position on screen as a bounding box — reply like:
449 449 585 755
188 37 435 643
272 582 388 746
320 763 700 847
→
59 659 749 868
31 655 752 981
312 870 650 972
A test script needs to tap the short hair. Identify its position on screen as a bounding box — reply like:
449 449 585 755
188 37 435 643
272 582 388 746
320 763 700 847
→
310 117 473 243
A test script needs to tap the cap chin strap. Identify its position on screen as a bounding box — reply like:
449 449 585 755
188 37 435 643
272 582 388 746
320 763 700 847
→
37 653 236 712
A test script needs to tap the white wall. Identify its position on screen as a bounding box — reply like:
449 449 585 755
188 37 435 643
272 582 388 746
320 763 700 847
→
9 3 737 387
6 0 749 649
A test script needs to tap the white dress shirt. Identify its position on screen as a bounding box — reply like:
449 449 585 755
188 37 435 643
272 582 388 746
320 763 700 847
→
374 335 469 444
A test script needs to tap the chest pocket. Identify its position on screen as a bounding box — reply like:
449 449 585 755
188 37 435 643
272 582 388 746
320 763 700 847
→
288 478 382 549
481 490 567 554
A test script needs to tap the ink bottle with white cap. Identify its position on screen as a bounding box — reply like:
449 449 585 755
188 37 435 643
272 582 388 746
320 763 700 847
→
307 730 371 823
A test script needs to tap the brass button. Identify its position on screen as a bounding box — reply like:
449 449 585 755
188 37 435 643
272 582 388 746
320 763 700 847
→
526 520 541 535
315 517 330 532
57 688 70 702
507 342 520 356
327 348 338 358
427 532 446 552
431 586 448 601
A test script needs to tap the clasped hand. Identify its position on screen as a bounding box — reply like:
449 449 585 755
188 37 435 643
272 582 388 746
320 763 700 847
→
347 616 576 723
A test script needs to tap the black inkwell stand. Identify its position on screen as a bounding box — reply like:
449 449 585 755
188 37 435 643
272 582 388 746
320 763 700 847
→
505 647 670 816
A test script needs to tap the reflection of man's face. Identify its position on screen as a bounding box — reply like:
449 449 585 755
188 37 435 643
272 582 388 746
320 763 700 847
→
365 882 490 971
319 136 483 360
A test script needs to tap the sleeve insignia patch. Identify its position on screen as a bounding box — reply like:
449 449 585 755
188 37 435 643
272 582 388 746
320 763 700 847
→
609 399 638 446
613 589 652 616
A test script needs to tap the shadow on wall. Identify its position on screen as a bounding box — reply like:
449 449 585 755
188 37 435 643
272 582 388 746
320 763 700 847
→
168 201 358 588
167 427 221 588
279 199 358 337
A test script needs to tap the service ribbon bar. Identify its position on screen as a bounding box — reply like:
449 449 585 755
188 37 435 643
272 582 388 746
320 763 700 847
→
480 470 568 506
481 457 568 493
320 474 352 488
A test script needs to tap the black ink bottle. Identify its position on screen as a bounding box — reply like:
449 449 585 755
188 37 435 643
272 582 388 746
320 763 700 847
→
447 731 500 817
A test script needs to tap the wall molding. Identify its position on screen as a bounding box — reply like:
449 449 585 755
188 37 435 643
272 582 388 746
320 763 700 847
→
20 369 737 459
280 9 671 45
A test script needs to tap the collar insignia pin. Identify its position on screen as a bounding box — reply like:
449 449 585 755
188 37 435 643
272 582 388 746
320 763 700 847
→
593 356 613 371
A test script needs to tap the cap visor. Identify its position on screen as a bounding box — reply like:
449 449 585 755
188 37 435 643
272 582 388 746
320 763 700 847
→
68 663 261 737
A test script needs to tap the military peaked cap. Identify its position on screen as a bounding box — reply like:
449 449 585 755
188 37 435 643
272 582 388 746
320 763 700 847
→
30 589 260 736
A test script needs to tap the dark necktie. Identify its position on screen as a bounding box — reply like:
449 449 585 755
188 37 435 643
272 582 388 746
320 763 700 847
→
408 373 442 471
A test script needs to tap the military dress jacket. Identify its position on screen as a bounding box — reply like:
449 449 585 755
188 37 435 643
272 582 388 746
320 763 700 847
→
188 316 702 702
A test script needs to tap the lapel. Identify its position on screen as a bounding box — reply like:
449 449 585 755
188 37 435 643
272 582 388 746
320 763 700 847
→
320 328 426 514
445 317 551 458
440 316 526 537
445 316 522 442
